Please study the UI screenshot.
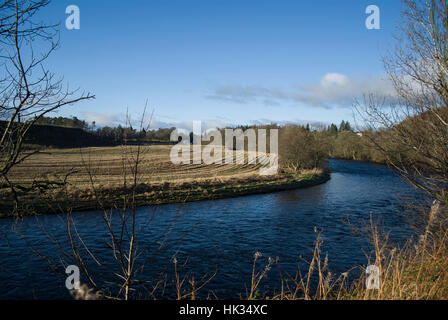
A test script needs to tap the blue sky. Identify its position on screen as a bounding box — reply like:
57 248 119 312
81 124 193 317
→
41 0 402 129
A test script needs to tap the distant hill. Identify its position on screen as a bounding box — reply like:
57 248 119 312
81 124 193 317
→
25 123 111 148
0 121 112 148
0 118 177 148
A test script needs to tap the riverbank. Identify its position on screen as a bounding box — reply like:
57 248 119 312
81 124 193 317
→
329 156 388 166
0 169 330 217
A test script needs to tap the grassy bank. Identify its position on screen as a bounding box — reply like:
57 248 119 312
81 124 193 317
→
0 145 330 217
261 214 448 300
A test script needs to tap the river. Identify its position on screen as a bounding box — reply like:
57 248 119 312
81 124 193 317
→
0 159 422 299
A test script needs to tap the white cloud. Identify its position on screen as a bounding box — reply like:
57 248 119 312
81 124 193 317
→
206 73 395 109
296 73 395 107
81 112 180 129
82 112 123 127
205 85 288 105
321 73 350 87
80 111 233 131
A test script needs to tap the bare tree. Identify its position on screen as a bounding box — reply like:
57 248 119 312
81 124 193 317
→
355 0 448 202
279 125 328 172
51 108 216 300
0 0 94 215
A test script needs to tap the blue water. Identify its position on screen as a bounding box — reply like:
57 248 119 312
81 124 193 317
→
0 159 421 299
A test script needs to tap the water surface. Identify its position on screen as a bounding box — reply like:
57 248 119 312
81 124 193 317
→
0 159 420 299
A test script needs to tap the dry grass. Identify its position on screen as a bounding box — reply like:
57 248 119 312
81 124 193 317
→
0 145 329 216
6 145 267 186
247 209 448 300
343 210 448 300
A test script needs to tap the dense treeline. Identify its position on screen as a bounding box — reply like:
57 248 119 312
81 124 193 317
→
196 120 384 171
278 120 387 172
15 116 176 147
35 116 89 130
1 121 110 148
94 126 176 144
21 116 386 167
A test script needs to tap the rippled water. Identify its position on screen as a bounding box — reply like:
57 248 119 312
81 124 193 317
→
0 159 421 299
